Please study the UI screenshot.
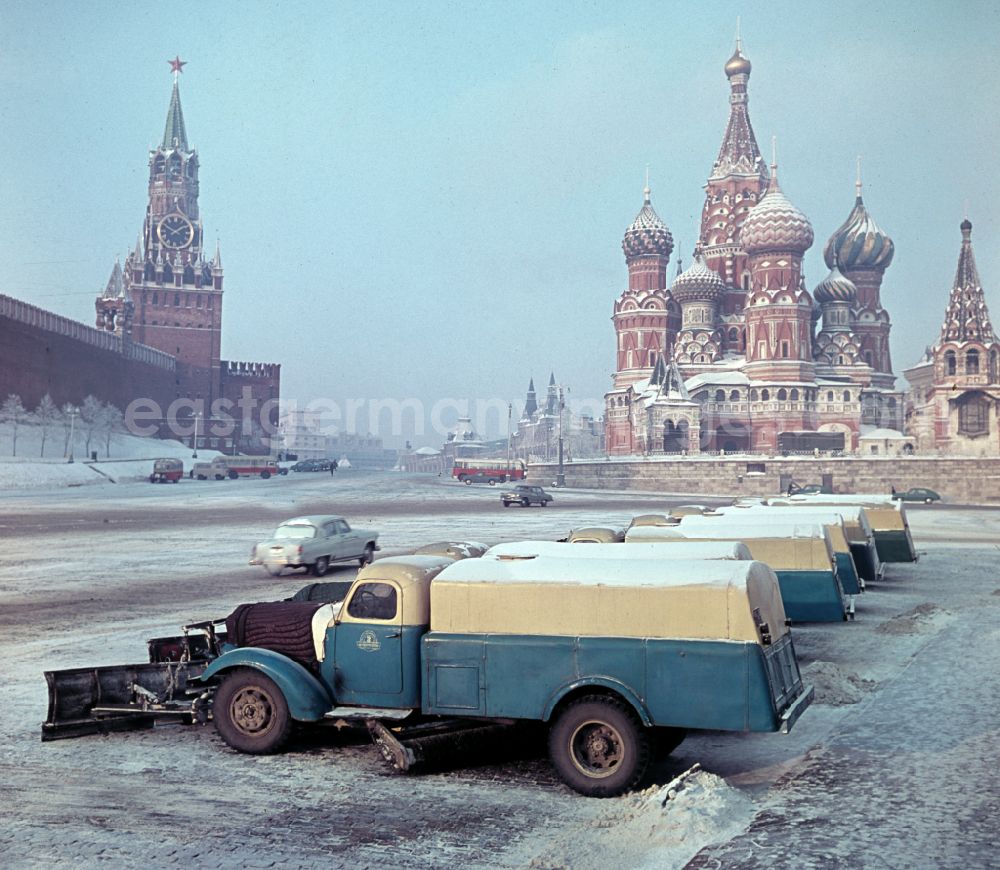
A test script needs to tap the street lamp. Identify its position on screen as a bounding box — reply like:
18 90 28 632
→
506 402 512 481
192 412 201 458
67 408 78 463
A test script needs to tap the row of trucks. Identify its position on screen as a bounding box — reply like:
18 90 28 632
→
42 492 916 797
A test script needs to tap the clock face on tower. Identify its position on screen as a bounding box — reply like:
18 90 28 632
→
157 213 195 249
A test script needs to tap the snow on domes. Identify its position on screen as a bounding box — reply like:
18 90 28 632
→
813 264 858 304
670 247 725 303
740 172 814 254
823 194 894 271
623 186 674 260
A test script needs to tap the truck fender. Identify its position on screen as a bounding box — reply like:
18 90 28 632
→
197 648 333 722
542 678 653 727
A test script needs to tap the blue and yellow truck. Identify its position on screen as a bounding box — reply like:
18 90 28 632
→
44 553 813 797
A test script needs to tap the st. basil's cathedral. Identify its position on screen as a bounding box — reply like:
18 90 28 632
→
603 39 901 456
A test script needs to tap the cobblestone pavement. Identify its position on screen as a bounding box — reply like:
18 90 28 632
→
0 476 997 868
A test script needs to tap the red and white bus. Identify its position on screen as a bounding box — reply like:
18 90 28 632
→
451 458 526 486
209 456 281 480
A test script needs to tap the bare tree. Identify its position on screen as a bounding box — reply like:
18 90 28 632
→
80 395 104 457
103 403 124 457
1 394 26 457
35 394 59 457
61 403 78 457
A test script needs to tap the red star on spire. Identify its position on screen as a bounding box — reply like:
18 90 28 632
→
168 56 187 74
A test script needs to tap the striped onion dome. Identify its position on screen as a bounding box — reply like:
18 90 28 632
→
670 246 726 303
823 194 894 271
813 264 858 304
623 186 674 259
740 173 814 254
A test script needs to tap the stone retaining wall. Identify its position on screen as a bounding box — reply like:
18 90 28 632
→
526 456 1000 504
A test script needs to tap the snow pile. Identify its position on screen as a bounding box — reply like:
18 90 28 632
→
875 602 949 635
526 766 756 869
0 422 222 491
800 661 876 706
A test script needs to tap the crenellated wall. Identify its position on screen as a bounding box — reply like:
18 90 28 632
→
0 295 176 411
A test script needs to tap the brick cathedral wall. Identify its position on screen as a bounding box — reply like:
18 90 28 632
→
0 315 176 412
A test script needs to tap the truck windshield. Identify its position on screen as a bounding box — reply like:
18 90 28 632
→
274 525 316 540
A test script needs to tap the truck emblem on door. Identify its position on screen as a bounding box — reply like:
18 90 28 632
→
357 630 381 652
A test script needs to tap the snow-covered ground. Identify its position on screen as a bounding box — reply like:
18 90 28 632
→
0 474 997 868
0 423 220 490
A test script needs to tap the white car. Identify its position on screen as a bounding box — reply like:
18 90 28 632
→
250 515 380 577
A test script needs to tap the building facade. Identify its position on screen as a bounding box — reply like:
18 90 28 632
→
605 40 903 457
513 374 603 461
904 220 1000 454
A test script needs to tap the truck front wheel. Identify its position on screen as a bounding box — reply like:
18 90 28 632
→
548 695 650 797
213 668 292 754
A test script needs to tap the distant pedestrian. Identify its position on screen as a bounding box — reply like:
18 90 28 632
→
329 461 336 476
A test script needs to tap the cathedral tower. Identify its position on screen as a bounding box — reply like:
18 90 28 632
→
611 183 676 389
823 163 895 388
700 32 769 341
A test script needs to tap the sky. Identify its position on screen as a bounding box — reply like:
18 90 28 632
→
1 0 998 446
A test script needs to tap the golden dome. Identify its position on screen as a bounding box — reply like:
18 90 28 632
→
725 49 751 78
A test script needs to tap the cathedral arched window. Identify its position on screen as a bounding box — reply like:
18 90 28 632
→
945 350 957 375
730 390 740 402
966 349 980 374
761 389 770 401
958 395 989 437
152 292 158 305
827 391 834 402
750 389 758 401
790 389 799 401
163 263 174 283
843 390 851 402
168 154 182 177
153 155 165 176
144 262 155 281
991 350 999 382
715 390 726 402
183 265 196 285
781 341 790 359
777 389 787 401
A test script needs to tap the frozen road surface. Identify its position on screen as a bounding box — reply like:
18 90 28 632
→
0 472 997 868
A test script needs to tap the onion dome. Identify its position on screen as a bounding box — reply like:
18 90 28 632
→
725 47 751 78
813 264 857 304
740 169 814 254
823 194 894 271
623 185 674 260
670 245 726 303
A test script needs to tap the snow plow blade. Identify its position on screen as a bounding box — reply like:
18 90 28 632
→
42 621 226 741
42 660 211 741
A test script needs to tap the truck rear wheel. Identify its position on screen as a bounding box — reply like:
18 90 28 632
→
312 556 330 577
548 695 650 797
228 470 238 480
213 668 292 754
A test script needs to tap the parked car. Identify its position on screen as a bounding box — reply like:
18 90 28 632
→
500 484 553 507
290 459 331 472
250 515 380 577
892 487 941 503
787 483 824 495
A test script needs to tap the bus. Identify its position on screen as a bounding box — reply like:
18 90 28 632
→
451 458 526 485
209 456 282 480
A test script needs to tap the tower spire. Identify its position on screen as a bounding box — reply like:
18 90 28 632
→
162 59 189 151
855 155 863 200
940 219 996 344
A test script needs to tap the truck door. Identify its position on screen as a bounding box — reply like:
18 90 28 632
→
333 581 404 703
